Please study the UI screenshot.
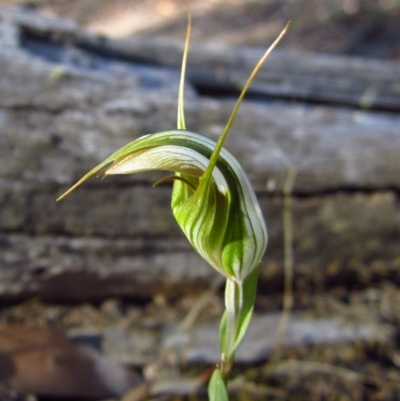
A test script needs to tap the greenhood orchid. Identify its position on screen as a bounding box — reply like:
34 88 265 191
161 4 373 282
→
58 12 289 391
58 129 267 283
57 21 289 282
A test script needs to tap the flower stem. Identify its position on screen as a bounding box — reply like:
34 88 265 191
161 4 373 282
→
221 277 243 378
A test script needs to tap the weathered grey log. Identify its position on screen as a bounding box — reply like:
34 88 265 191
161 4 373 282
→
161 312 394 364
0 8 400 301
84 37 400 112
4 6 400 111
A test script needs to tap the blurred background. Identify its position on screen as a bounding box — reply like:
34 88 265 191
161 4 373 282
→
0 1 400 400
2 0 400 58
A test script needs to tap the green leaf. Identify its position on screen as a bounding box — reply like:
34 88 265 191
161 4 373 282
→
233 264 260 350
208 368 229 401
219 266 259 365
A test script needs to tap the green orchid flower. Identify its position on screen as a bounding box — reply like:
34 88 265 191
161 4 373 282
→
58 21 288 282
58 129 266 282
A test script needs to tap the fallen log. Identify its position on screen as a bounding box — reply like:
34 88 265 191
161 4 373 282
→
0 8 400 300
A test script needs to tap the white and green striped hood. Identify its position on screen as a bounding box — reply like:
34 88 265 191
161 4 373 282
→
58 129 267 282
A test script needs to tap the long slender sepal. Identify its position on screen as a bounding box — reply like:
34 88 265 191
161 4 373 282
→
177 1 192 130
201 21 291 185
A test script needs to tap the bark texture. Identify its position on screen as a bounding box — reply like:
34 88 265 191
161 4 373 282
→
1 7 399 300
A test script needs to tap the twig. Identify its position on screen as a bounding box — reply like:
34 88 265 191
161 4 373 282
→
272 165 297 346
179 275 224 331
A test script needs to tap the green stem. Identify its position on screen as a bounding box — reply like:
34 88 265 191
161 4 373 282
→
221 278 243 377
